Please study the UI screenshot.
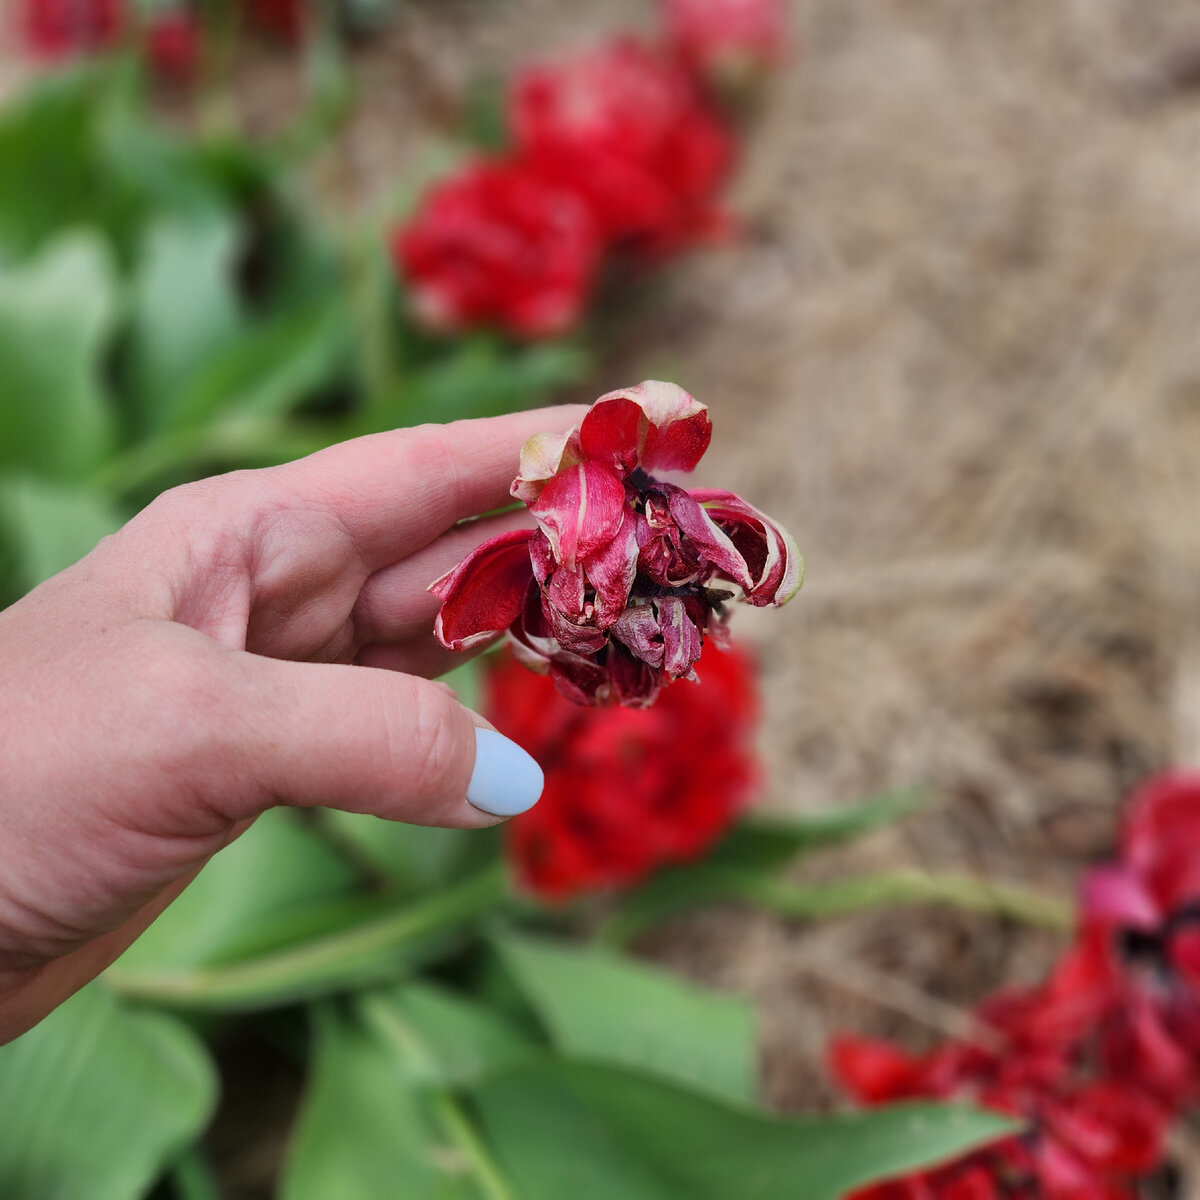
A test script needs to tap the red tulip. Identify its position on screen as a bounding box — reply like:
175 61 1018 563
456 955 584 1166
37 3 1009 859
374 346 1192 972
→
392 158 602 339
484 640 759 899
662 0 787 88
510 36 736 256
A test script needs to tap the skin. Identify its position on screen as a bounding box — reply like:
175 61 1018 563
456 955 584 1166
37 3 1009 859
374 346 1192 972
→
0 405 585 1044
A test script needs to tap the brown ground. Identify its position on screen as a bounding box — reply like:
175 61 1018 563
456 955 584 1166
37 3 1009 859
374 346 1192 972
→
9 0 1200 1190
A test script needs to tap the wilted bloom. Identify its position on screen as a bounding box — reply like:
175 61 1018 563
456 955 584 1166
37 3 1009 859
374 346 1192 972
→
392 158 602 339
432 380 801 706
832 991 1168 1199
1073 771 1200 1107
485 640 759 899
510 36 735 256
662 0 787 88
17 0 124 57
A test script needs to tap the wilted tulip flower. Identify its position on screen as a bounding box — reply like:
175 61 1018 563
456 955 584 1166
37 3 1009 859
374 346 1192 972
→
432 380 801 706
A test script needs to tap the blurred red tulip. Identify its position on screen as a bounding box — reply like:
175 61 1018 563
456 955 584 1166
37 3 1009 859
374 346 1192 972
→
662 0 787 88
393 157 603 340
510 36 736 256
484 639 760 899
16 0 124 58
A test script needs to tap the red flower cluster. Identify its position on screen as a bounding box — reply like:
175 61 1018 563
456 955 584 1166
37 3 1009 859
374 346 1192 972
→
431 381 800 707
16 0 124 58
484 640 759 900
392 1 786 339
833 772 1200 1197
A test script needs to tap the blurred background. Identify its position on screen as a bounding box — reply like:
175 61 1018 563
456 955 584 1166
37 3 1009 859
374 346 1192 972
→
4 0 1200 1192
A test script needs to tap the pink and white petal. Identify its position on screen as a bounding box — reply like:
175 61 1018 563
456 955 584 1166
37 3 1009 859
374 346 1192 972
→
666 485 753 593
581 380 712 474
655 595 705 677
529 459 627 570
690 487 803 605
430 529 535 650
585 510 640 627
511 428 583 506
611 603 667 669
1080 866 1161 931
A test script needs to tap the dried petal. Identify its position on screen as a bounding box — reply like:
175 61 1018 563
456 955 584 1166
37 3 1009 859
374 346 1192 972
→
580 381 712 474
431 529 535 650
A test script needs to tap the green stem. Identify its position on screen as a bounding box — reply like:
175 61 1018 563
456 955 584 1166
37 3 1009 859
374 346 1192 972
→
104 864 509 1011
431 1092 516 1200
600 868 1073 946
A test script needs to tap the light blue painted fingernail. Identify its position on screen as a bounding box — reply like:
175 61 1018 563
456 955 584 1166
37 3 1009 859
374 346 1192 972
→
466 728 544 817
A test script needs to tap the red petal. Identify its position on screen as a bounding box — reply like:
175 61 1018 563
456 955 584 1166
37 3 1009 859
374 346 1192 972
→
431 529 535 650
580 381 712 474
689 487 802 604
529 459 626 570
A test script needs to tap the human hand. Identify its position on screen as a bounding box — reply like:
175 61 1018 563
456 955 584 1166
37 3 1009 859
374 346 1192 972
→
0 406 583 1042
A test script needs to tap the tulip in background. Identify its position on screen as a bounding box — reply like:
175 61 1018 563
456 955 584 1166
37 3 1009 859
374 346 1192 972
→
486 640 760 899
663 0 788 89
432 380 801 706
831 772 1200 1198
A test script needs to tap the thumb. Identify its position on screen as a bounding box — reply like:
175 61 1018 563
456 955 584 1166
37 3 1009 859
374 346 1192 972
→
219 655 544 828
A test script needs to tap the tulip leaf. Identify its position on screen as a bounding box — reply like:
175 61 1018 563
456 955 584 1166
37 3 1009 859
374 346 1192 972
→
107 862 507 1012
0 234 118 479
112 809 360 977
0 473 124 598
0 983 216 1200
470 1060 1017 1200
127 213 244 434
283 991 526 1200
493 932 755 1106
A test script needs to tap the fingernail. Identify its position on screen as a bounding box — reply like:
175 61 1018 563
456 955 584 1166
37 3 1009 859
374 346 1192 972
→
466 728 544 817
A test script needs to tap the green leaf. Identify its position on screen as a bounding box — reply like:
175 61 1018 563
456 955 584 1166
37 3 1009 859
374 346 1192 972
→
471 1060 1017 1200
600 790 929 944
493 933 755 1106
106 863 508 1012
282 1002 477 1200
0 983 216 1200
127 213 243 433
113 809 360 975
358 981 536 1089
0 234 118 478
0 473 124 596
152 296 350 436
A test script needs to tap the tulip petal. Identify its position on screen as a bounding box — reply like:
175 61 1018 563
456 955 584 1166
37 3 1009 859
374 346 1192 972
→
585 510 641 626
512 429 584 505
529 459 627 570
581 380 712 474
665 485 753 593
431 529 535 650
690 487 803 605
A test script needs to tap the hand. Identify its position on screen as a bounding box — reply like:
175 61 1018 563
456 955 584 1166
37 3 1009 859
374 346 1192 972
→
0 406 583 1042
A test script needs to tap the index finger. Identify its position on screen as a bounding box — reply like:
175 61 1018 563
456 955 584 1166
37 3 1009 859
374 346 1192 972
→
271 404 587 571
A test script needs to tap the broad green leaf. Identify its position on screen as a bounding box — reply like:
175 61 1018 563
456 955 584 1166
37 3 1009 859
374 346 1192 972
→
0 473 123 596
601 790 928 943
0 234 118 478
127 214 243 433
471 1060 1017 1200
112 809 359 975
106 863 508 1012
318 812 474 893
494 933 755 1106
358 981 535 1088
283 1001 496 1200
0 983 216 1200
154 296 350 434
